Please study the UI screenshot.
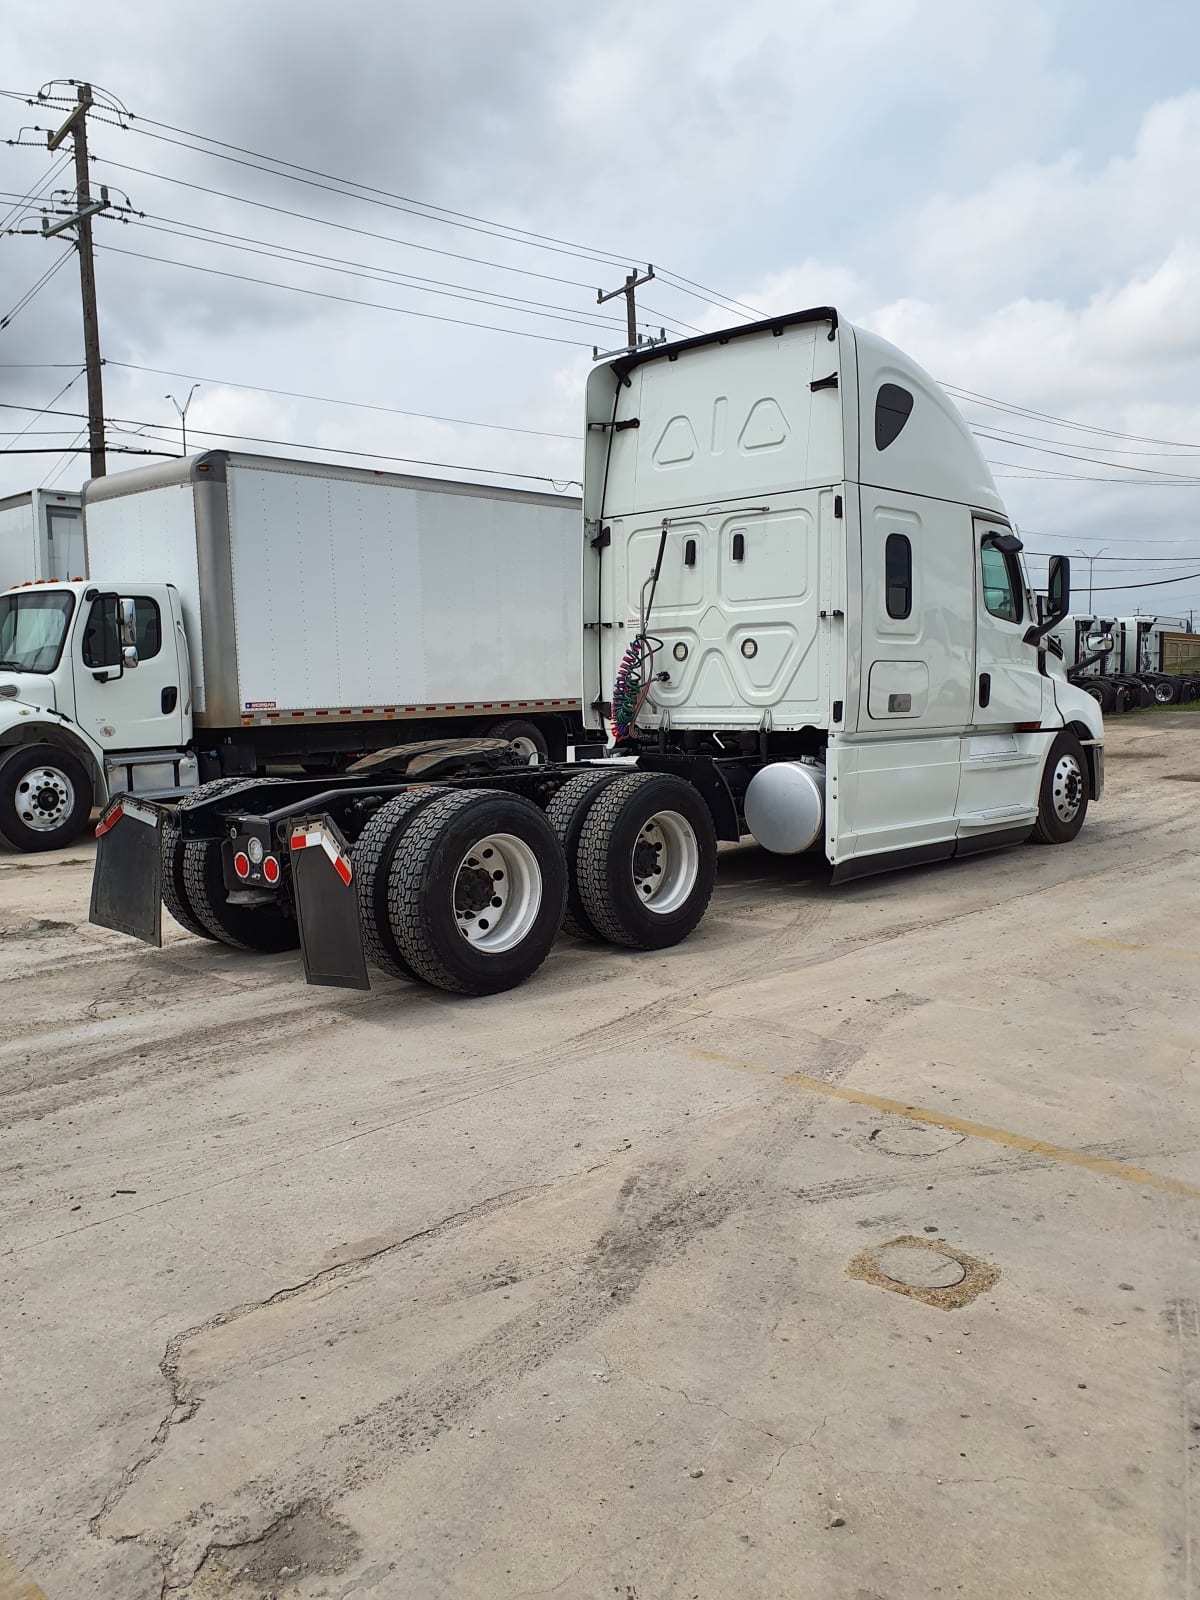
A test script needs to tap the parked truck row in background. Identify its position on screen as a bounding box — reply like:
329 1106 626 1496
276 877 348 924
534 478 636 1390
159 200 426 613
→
1051 613 1200 711
86 307 1104 996
0 457 584 850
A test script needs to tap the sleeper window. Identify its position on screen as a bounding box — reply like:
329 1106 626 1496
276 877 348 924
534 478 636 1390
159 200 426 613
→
875 384 914 451
981 542 1022 624
885 533 912 619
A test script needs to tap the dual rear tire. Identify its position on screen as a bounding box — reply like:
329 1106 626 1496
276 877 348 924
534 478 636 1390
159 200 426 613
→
352 772 719 994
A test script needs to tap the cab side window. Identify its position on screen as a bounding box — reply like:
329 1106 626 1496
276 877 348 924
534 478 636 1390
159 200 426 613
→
981 542 1022 623
81 595 162 667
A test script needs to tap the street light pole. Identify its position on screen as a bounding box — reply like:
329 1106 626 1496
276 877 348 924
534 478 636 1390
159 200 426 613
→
166 384 200 456
1077 546 1108 614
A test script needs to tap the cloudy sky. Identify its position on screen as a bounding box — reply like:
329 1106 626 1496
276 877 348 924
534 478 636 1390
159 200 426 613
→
3 0 1200 620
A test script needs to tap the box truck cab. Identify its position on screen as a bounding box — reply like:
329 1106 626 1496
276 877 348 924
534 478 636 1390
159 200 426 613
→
0 579 195 849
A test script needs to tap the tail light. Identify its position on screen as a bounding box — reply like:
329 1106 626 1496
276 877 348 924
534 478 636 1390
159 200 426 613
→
262 854 280 884
233 850 250 879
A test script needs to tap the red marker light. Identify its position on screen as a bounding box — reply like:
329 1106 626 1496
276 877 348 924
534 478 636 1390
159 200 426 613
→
233 851 250 879
262 854 280 884
95 803 123 838
334 854 352 887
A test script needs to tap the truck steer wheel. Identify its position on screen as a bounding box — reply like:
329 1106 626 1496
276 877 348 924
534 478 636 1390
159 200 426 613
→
384 789 567 995
574 772 717 950
0 744 93 853
181 838 300 952
353 789 445 980
1030 731 1090 846
545 768 625 939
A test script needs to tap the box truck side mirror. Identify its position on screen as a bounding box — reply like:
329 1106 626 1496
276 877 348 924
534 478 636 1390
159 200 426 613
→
1024 554 1071 647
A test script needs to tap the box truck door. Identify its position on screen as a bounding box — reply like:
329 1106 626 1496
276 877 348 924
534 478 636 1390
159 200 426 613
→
45 507 84 580
72 591 186 751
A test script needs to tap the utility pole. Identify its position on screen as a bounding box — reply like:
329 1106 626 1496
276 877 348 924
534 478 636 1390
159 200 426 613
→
44 83 109 478
596 265 658 355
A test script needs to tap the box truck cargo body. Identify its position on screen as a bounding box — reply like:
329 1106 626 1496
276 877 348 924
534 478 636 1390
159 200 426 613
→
0 453 583 850
0 489 84 590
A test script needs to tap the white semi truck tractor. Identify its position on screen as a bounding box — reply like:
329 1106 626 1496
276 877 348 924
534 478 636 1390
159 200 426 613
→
90 307 1103 994
0 454 583 851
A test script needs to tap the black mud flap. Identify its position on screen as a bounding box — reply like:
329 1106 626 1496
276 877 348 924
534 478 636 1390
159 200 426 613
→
289 815 370 991
89 796 165 945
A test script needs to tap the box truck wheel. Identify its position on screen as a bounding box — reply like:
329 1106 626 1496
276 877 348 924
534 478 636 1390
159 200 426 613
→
546 768 625 939
0 744 93 852
385 789 567 995
182 838 301 952
486 718 549 764
574 772 717 950
353 789 446 980
1031 731 1090 846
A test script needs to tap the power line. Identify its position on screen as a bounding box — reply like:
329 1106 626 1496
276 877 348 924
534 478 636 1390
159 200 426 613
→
0 248 73 329
94 242 598 348
104 360 577 440
975 431 1200 483
0 399 579 486
1088 571 1200 592
103 420 581 488
0 364 86 446
947 382 1200 451
970 422 1200 460
97 212 678 336
0 150 72 232
92 156 696 333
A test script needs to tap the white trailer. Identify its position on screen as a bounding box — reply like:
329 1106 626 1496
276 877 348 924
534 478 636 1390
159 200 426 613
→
0 453 583 850
0 489 84 590
90 307 1104 994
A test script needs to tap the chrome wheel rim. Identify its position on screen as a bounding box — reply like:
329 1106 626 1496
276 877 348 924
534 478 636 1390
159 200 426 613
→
1051 754 1084 823
1154 681 1174 703
15 764 75 832
632 809 699 915
453 832 542 951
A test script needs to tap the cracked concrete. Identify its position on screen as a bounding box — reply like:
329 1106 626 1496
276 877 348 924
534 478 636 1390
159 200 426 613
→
2 713 1200 1598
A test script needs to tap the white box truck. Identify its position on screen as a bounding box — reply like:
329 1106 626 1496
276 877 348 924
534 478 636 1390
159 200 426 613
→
91 306 1104 995
0 488 85 590
0 454 583 850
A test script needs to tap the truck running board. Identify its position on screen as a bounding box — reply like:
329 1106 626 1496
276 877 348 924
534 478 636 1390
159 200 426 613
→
89 796 164 946
289 815 370 991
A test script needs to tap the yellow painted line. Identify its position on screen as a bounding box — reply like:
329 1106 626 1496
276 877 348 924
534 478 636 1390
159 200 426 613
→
691 1049 1200 1202
0 1546 48 1600
1078 937 1200 961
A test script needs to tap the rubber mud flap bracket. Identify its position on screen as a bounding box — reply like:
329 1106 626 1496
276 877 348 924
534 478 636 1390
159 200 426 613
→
89 796 164 946
290 814 370 990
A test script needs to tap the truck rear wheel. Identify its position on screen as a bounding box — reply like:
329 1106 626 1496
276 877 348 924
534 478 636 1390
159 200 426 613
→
1030 731 1090 846
486 718 549 764
574 772 717 950
353 789 445 980
161 819 219 940
545 768 625 939
0 744 93 852
385 789 567 995
163 777 292 940
182 838 301 952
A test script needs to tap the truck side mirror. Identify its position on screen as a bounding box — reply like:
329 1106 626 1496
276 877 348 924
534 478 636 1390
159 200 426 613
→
122 644 140 669
118 597 138 649
1023 554 1071 647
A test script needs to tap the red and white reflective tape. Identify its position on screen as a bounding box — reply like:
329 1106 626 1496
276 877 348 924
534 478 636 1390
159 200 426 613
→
289 824 353 886
95 797 159 837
